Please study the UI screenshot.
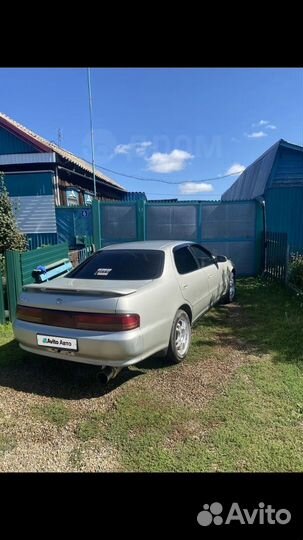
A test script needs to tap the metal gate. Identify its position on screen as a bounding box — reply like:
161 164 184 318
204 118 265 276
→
92 199 263 276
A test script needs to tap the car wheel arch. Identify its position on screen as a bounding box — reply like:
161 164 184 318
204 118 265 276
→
178 304 192 324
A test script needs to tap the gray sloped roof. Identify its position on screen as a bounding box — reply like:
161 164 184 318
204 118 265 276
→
221 140 282 201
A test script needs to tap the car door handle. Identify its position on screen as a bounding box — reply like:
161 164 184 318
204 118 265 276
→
183 284 188 289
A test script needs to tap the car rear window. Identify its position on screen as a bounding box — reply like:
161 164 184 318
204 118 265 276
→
67 249 165 280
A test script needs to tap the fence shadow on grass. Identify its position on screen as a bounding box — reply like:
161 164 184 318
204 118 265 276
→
0 338 146 400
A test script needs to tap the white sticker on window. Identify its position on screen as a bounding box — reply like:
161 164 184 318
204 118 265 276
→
95 268 112 276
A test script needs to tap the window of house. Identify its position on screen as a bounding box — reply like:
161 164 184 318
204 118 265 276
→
84 193 93 205
66 189 79 206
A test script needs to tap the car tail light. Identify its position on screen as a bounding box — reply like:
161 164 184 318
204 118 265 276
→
16 305 43 323
74 313 140 331
16 305 140 332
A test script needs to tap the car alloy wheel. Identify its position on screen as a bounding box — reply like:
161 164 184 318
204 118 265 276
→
167 309 192 364
229 273 235 302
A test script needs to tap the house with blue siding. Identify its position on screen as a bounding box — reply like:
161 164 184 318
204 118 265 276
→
222 139 303 252
0 112 127 247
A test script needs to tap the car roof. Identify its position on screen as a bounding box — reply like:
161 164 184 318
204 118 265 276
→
101 240 193 251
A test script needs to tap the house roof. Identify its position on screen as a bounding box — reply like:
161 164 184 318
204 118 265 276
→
221 139 303 201
222 140 281 201
0 112 125 191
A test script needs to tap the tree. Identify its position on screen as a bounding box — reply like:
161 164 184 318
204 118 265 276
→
0 174 27 272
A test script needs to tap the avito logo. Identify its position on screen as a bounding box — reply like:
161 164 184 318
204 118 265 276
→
197 502 291 527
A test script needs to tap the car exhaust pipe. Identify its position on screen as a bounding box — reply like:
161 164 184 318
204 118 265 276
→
97 366 122 384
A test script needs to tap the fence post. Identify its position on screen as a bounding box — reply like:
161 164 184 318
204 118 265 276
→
92 199 101 250
5 250 22 322
136 200 146 241
0 269 5 325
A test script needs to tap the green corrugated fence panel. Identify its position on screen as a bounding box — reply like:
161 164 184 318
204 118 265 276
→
20 244 69 285
5 244 70 320
5 250 22 322
0 269 5 325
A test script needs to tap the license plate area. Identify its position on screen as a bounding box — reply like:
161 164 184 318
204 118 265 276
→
37 334 78 351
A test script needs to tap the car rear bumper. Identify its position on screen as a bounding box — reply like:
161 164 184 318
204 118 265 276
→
13 319 145 367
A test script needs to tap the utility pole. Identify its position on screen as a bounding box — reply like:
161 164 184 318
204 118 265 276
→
87 67 97 198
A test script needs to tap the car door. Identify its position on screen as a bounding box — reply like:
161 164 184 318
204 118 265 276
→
188 244 221 306
173 245 211 319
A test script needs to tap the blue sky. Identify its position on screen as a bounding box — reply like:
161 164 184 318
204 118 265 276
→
0 67 302 199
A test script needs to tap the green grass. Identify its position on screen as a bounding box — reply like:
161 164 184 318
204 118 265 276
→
76 412 105 442
32 401 71 428
102 389 193 471
165 360 303 471
0 434 16 455
99 278 303 471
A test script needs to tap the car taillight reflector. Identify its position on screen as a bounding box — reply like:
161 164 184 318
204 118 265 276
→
16 305 140 332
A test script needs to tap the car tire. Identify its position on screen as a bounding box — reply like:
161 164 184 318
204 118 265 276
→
221 271 236 304
166 309 191 364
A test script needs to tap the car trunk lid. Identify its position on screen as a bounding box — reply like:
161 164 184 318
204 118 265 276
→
19 278 152 313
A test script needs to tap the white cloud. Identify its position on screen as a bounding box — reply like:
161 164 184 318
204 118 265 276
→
252 120 269 127
139 141 152 148
114 141 152 155
246 131 268 139
114 143 132 154
226 163 246 176
179 182 213 194
146 149 194 173
252 120 278 131
135 142 152 156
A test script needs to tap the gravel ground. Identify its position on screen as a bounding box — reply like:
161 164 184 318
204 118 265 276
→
0 303 253 471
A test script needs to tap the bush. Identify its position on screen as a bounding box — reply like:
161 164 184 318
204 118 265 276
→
0 174 27 274
288 253 303 290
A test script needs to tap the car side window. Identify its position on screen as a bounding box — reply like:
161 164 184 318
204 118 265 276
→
174 246 199 275
189 245 215 269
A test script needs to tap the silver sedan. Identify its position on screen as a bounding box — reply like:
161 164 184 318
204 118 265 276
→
13 241 235 371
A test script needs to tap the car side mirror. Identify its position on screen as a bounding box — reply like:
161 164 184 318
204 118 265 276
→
212 255 219 266
216 255 227 263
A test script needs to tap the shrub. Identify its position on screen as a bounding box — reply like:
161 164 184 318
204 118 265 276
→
288 253 303 290
0 174 27 273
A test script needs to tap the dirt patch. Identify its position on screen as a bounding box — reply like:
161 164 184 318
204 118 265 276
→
131 303 259 411
0 385 121 471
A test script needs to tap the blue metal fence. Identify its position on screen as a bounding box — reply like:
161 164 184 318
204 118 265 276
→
92 199 263 276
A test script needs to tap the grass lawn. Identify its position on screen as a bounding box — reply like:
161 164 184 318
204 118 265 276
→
0 277 303 471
